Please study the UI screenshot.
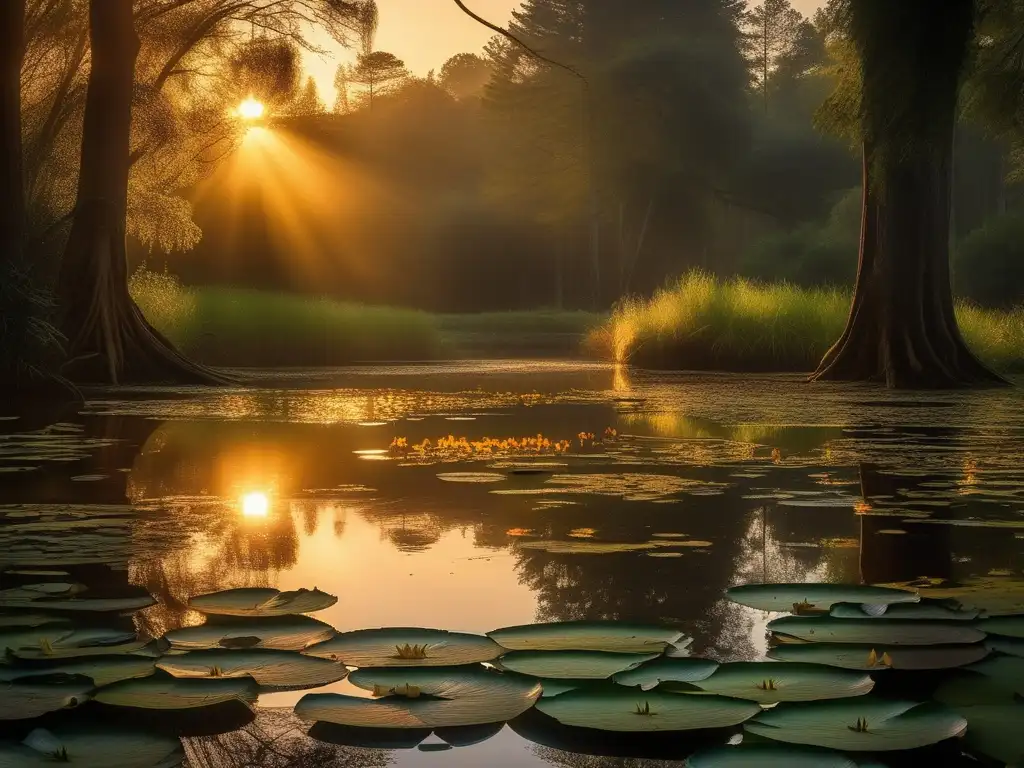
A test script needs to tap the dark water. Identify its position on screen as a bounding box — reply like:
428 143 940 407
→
1 362 1022 766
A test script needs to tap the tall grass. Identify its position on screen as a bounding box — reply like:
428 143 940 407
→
587 270 1024 372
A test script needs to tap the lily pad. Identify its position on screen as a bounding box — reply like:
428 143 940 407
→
302 627 503 667
612 657 720 690
0 727 184 768
188 587 338 617
976 615 1024 639
488 621 688 654
0 676 93 720
726 584 919 613
296 666 541 729
688 744 863 767
744 697 967 751
157 648 347 689
0 656 155 687
0 595 156 613
2 627 145 660
767 616 985 645
768 642 989 671
829 600 978 621
165 615 335 652
437 473 506 483
985 634 1024 658
691 662 874 704
95 675 259 710
0 613 70 628
497 651 661 680
535 688 760 732
0 582 86 601
954 704 1024 765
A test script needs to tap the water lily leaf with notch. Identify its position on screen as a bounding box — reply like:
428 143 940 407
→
976 615 1024 639
691 662 874 704
297 666 542 728
687 743 864 767
726 584 919 613
535 688 760 732
165 615 335 652
0 727 184 768
95 674 259 710
0 675 93 720
744 697 967 751
612 657 720 690
830 600 978 621
985 634 1024 658
768 642 989 670
497 651 660 680
156 648 347 689
188 587 338 617
488 621 689 654
767 616 985 645
953 704 1024 765
302 628 503 667
0 655 155 687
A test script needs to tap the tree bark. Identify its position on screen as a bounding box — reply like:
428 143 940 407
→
0 0 26 267
57 0 228 386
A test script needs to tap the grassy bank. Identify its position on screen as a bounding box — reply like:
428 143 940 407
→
586 271 1024 372
130 268 600 366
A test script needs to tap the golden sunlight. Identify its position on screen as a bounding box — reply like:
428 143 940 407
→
241 491 270 517
238 97 265 121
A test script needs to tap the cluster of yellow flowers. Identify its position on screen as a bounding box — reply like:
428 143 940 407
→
388 427 619 459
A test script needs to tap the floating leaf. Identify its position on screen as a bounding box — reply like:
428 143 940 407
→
0 596 156 613
0 582 86 601
688 744 862 767
692 662 874 704
612 657 720 690
165 615 335 652
0 613 69 629
3 627 144 660
535 688 760 732
297 666 541 728
954 704 1024 765
744 697 967 751
303 628 503 667
767 616 985 645
0 656 155 687
768 642 989 670
157 648 347 689
497 651 660 680
830 600 978 621
188 587 338 617
934 655 1024 706
726 584 919 613
95 675 259 710
0 676 92 720
488 621 688 654
437 473 506 483
976 615 1024 639
0 726 184 768
985 634 1024 658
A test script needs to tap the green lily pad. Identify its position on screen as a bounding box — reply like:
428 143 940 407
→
0 726 184 768
535 688 760 732
95 675 259 710
0 676 93 720
0 656 155 687
726 583 919 613
954 704 1024 765
934 655 1024 705
977 615 1024 639
830 600 978 621
497 651 661 680
0 582 87 601
157 648 347 689
612 657 720 690
768 616 985 645
0 596 156 613
985 634 1024 658
188 587 338 617
688 744 862 767
296 666 541 728
691 662 874 704
2 627 144 660
165 615 335 652
744 697 967 751
768 642 989 670
0 613 70 628
302 628 503 667
488 621 688 653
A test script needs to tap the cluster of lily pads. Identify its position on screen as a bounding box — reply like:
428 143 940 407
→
0 581 1022 766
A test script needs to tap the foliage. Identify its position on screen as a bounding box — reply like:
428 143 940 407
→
439 53 492 100
292 76 326 116
953 211 1024 308
743 0 805 112
343 51 409 110
588 270 1024 372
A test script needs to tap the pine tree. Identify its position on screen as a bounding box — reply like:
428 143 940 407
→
292 75 325 116
744 0 805 113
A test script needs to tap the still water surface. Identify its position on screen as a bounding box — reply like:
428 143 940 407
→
2 362 1022 766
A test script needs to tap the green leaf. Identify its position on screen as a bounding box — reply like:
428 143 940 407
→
985 634 1024 658
0 656 155 687
744 697 967 751
302 628 503 667
497 650 661 680
830 600 978 621
156 648 347 689
188 587 337 617
768 616 985 645
977 615 1024 639
934 655 1024 705
0 596 156 613
612 657 720 690
95 675 259 710
0 613 70 628
535 687 761 732
1 726 184 768
297 666 541 728
0 676 92 720
691 662 874 704
488 620 688 653
688 744 862 767
768 642 989 670
165 615 335 652
4 627 146 660
954 704 1024 765
726 583 919 613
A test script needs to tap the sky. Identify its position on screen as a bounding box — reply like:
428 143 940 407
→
304 0 824 105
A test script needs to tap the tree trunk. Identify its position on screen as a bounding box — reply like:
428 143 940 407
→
57 0 228 386
0 0 25 267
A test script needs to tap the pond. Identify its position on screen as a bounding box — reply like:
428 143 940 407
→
1 362 1022 767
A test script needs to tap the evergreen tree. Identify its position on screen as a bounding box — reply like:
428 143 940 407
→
293 76 326 116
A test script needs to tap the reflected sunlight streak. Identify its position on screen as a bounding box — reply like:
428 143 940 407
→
242 491 270 518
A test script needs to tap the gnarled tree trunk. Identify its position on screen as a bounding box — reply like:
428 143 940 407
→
57 0 228 386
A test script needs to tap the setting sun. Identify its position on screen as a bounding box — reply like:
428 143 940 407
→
238 97 265 120
241 491 270 517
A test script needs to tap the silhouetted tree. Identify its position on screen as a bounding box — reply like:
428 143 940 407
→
744 0 804 113
1 0 25 271
292 76 326 116
332 64 351 114
440 52 492 100
348 51 408 110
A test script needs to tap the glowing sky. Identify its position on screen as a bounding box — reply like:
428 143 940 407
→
304 0 824 104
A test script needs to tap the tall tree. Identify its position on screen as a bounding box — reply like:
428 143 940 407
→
745 0 804 114
292 75 326 116
439 53 492 100
348 51 408 111
812 0 1004 388
333 64 351 114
